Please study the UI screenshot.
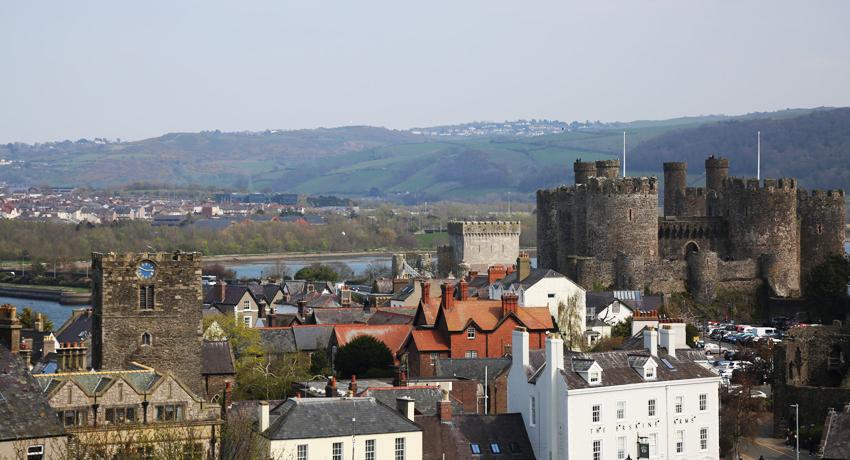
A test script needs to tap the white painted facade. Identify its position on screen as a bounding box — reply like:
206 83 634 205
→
508 329 720 460
596 299 633 325
267 431 423 460
490 271 587 332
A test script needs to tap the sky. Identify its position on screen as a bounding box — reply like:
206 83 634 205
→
2 1 849 143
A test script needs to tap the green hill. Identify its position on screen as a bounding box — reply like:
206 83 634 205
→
1 108 846 201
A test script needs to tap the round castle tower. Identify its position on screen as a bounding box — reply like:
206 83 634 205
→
584 176 659 261
573 159 596 185
797 189 846 287
724 177 800 296
595 159 621 179
663 162 688 217
705 155 729 193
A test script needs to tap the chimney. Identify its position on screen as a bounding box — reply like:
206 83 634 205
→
34 313 44 332
43 336 57 356
19 341 32 369
222 381 233 417
487 265 507 284
421 281 431 306
459 279 469 301
440 283 455 310
644 327 658 357
437 389 452 423
218 281 227 302
517 252 531 282
325 376 337 397
396 396 415 421
659 324 679 356
297 300 307 318
258 401 270 432
392 278 409 294
348 375 358 396
501 292 518 317
511 327 529 373
58 342 86 372
340 285 352 306
0 304 22 353
545 334 565 378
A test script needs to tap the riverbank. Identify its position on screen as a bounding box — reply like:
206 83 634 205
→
204 247 539 264
0 283 90 305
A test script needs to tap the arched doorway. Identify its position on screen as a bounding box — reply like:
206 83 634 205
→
684 241 700 258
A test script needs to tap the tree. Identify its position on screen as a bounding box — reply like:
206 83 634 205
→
334 335 394 379
309 349 331 376
262 261 291 281
236 352 311 400
202 315 263 358
362 262 390 283
804 255 850 323
555 294 586 351
294 263 339 282
202 263 235 280
685 323 700 347
720 369 762 459
18 306 54 331
611 317 633 338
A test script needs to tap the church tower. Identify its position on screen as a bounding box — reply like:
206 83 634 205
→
91 252 204 396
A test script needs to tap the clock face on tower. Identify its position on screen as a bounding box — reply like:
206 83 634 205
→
136 261 157 280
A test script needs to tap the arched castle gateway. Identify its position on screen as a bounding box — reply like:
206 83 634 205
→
537 156 845 302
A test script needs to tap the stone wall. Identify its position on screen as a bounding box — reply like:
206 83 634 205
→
797 189 846 287
92 252 205 397
446 221 520 273
584 177 659 261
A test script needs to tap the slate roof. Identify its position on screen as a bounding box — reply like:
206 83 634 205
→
499 268 566 290
359 386 463 416
538 349 717 389
204 284 257 306
418 413 534 459
259 327 298 354
0 345 66 442
434 357 512 382
367 309 414 325
821 407 850 459
55 308 93 344
293 325 334 351
202 341 236 375
263 397 421 440
312 308 371 325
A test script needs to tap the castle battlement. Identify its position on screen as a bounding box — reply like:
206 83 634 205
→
447 220 521 235
585 176 658 194
663 162 688 171
798 189 846 200
93 251 200 265
685 187 705 197
724 177 797 191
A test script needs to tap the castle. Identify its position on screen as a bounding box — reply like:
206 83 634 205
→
437 220 521 277
537 156 845 302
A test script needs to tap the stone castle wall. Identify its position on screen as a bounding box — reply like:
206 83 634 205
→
536 155 845 303
92 252 205 397
444 221 521 274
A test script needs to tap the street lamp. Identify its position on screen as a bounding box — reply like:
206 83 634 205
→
789 403 799 460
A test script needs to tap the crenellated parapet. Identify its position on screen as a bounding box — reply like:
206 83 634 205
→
585 176 658 194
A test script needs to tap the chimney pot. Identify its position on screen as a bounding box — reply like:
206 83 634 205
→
441 283 455 310
397 396 415 421
437 389 452 423
459 279 469 301
258 401 270 432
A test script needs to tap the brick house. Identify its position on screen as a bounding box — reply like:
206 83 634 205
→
407 281 554 373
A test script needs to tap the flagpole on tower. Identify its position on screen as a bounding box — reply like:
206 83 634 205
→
623 131 626 177
757 131 761 181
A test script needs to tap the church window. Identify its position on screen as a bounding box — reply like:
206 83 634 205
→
141 332 152 346
139 286 154 309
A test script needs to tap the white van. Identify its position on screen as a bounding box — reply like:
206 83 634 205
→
752 327 777 337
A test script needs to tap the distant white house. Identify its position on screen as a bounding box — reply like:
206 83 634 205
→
587 291 664 326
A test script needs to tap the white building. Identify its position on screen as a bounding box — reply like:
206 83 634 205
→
259 397 423 460
507 327 720 460
490 267 586 342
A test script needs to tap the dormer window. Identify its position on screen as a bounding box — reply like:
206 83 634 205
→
628 354 658 380
645 368 655 379
589 371 600 384
574 359 603 385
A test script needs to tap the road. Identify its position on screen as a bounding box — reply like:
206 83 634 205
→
736 414 818 460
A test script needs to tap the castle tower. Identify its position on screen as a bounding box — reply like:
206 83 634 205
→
797 189 846 288
705 155 729 193
724 178 800 297
595 159 621 179
445 221 521 273
91 252 204 396
573 159 596 185
663 162 688 217
584 177 659 261
536 189 559 271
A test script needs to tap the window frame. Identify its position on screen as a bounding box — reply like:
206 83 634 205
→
616 401 626 420
297 444 308 460
592 403 601 423
617 436 626 460
675 395 683 414
592 439 602 460
332 441 343 460
465 350 478 358
365 439 375 460
675 429 685 454
648 399 657 417
649 433 658 457
243 316 252 327
27 444 44 460
467 326 476 340
489 442 502 454
589 371 600 384
699 393 708 412
470 443 481 454
139 285 155 310
395 437 406 460
700 427 708 451
154 403 185 422
141 332 152 346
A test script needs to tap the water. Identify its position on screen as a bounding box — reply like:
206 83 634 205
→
0 295 86 330
226 256 392 279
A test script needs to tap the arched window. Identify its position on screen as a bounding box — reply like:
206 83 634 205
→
141 332 152 346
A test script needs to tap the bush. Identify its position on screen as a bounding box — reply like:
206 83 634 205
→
334 335 394 379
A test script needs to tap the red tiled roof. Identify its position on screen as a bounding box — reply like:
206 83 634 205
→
439 299 554 332
410 329 450 352
333 324 413 355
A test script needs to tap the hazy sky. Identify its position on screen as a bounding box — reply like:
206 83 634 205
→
2 1 849 143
